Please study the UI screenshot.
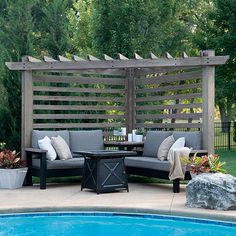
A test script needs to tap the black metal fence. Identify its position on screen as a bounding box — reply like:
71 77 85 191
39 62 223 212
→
214 122 236 150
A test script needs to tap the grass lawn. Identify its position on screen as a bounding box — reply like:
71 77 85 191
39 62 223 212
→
215 149 236 176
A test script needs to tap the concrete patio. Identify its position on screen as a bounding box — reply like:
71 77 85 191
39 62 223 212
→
1 182 236 222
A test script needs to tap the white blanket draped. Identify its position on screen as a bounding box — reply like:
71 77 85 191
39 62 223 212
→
167 147 191 180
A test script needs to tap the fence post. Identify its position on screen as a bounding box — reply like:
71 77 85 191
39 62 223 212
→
228 121 231 150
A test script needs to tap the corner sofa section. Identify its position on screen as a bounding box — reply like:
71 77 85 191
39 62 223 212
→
125 131 207 193
25 130 104 189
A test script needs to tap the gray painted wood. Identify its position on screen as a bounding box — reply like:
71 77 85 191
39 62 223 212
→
126 69 135 133
6 56 229 71
8 51 228 154
202 50 215 154
135 93 202 102
135 82 202 94
33 114 125 119
135 103 202 111
33 123 126 129
33 86 125 94
33 95 125 102
33 105 125 111
21 56 33 159
135 70 202 85
135 123 202 129
33 75 126 85
135 113 202 120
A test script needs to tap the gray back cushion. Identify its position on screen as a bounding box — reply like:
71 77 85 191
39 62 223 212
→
69 130 104 153
172 131 202 150
32 130 70 148
143 131 172 157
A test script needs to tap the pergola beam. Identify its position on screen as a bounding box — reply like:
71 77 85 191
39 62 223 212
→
6 56 229 71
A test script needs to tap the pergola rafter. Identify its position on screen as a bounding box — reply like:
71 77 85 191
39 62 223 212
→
6 51 228 71
5 50 229 157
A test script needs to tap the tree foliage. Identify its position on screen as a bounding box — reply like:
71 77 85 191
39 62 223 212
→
0 0 35 150
0 0 235 149
90 0 195 58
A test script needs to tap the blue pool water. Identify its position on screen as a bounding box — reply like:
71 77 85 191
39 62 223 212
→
0 212 235 236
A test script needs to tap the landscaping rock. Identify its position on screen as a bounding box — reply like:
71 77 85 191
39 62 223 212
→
186 173 236 210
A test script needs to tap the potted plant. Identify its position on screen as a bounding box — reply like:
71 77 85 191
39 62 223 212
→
135 129 145 142
181 153 226 178
0 142 28 189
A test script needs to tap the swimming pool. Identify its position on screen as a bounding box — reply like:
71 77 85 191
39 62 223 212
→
0 212 235 236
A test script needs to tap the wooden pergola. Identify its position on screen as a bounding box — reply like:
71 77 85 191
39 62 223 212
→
6 50 229 156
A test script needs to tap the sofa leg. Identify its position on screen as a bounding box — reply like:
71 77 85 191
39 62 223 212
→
173 179 180 193
40 153 47 189
40 174 46 189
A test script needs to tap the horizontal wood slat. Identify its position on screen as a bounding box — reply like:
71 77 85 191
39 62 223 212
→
33 123 126 129
33 105 126 111
135 82 202 94
135 71 201 85
33 76 126 85
135 93 202 102
33 95 125 102
33 114 125 120
135 113 202 120
136 66 201 76
135 123 202 129
135 103 202 111
33 86 125 94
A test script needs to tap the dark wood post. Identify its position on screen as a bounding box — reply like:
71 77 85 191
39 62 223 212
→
228 121 231 150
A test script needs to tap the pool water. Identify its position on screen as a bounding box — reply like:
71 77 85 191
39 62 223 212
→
0 212 235 236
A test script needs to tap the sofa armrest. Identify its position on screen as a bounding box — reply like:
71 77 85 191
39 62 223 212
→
25 148 47 154
25 148 47 171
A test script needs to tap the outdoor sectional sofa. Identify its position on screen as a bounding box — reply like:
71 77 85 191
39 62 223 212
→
125 131 207 193
25 130 104 189
25 129 207 192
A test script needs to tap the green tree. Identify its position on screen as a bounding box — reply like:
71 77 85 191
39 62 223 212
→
90 0 195 58
68 0 95 56
192 0 236 123
0 0 35 149
34 0 72 57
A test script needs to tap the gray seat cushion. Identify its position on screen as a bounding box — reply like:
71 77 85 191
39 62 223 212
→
32 157 84 170
172 131 202 150
70 130 104 153
142 131 172 157
125 156 170 172
32 130 70 149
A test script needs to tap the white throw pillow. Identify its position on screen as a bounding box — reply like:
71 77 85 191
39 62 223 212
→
167 137 185 160
157 135 175 161
51 135 72 160
38 136 57 161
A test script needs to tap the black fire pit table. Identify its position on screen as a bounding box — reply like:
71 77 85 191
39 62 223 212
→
75 150 136 194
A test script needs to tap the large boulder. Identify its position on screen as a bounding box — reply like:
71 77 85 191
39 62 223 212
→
186 173 236 210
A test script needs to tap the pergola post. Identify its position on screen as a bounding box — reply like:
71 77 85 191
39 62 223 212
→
202 50 215 154
126 69 135 134
21 56 33 159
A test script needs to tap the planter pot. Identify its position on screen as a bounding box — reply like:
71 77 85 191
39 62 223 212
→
0 167 28 189
135 135 143 142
